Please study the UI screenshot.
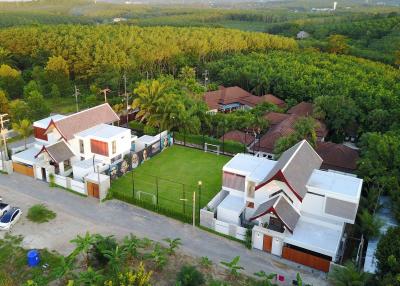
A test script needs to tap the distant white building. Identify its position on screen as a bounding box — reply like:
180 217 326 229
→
203 140 362 272
297 31 310 39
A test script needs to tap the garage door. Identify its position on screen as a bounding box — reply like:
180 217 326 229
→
12 162 34 177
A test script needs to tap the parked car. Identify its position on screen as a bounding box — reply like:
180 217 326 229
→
0 202 10 217
0 207 22 230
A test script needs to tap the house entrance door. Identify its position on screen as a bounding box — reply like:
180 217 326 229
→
263 235 273 253
87 182 100 199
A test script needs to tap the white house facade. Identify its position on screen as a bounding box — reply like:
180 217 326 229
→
202 140 362 272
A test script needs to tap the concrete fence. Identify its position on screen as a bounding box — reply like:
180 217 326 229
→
206 189 229 211
53 174 87 196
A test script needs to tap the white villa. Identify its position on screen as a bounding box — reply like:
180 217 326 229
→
11 104 134 197
202 140 362 272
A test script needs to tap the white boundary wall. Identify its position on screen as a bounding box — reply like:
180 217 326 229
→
53 174 87 196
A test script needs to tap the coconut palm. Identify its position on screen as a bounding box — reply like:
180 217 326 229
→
70 232 96 268
328 262 369 286
132 80 167 123
12 119 32 149
358 210 383 239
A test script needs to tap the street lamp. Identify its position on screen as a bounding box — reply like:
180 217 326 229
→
180 191 197 228
198 180 202 217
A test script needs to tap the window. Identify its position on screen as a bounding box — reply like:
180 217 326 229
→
112 141 117 154
90 139 109 156
79 139 84 154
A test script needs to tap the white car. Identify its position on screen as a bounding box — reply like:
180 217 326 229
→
0 208 22 230
0 202 10 217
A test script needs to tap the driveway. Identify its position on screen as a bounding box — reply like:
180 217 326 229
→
0 173 329 285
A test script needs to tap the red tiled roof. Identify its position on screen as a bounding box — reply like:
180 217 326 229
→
45 103 119 141
316 142 359 172
255 113 327 154
263 94 286 108
264 112 291 126
287 102 313 116
220 130 255 145
203 86 263 110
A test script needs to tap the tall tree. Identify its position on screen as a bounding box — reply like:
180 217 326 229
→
45 55 70 94
24 90 50 121
12 119 32 149
8 99 29 123
328 262 369 286
0 90 8 114
0 64 23 99
327 34 350 54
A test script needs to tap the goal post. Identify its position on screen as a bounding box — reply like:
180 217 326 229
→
136 191 157 205
204 143 220 155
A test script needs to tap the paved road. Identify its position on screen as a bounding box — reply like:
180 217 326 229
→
0 173 329 285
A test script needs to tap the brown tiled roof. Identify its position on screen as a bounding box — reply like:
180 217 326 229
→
316 142 359 172
287 102 313 116
203 86 263 110
255 112 328 154
255 115 299 154
263 94 286 108
220 130 255 146
45 103 119 141
35 140 75 163
264 112 291 126
256 140 323 200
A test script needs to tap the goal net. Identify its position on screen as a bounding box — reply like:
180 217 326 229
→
204 143 220 155
136 191 157 205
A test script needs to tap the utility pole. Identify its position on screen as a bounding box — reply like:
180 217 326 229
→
100 88 111 103
73 85 80 113
0 114 10 167
124 73 129 124
202 70 209 88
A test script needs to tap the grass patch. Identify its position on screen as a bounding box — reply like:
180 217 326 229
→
27 204 56 223
110 145 230 219
0 234 62 285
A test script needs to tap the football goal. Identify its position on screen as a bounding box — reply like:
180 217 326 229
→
136 191 157 205
204 143 220 155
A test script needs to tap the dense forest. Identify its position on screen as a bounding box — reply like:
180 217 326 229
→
0 25 297 81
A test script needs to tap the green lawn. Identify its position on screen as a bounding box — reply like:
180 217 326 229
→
110 145 231 213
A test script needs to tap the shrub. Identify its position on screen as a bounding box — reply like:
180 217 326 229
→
129 120 145 132
245 228 252 249
144 125 157 136
49 173 55 187
199 256 212 268
27 204 56 223
176 265 205 286
91 234 118 266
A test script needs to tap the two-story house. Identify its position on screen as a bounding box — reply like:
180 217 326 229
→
210 140 362 272
12 103 132 181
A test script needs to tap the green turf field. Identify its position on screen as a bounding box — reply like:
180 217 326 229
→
110 145 231 215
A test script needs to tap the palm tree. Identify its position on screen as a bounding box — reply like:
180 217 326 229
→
358 210 383 239
293 117 317 147
12 119 32 149
254 270 277 286
328 261 369 286
102 245 127 278
132 80 167 123
112 103 125 126
77 267 104 286
70 232 96 268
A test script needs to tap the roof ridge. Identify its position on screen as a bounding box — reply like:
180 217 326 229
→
281 140 305 172
59 103 111 121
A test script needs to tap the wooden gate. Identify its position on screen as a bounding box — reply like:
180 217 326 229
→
263 235 273 253
282 246 331 272
87 182 100 199
12 162 34 177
